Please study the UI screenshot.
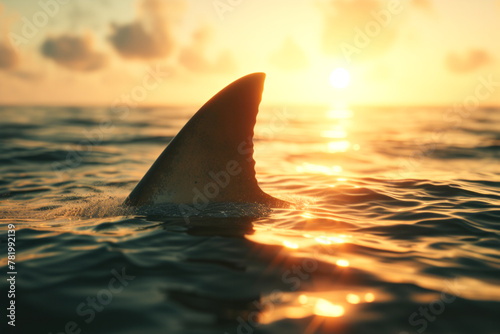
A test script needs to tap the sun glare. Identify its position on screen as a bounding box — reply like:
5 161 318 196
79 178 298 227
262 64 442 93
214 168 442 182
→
330 68 351 89
336 259 350 267
314 299 345 317
346 293 360 304
283 240 299 249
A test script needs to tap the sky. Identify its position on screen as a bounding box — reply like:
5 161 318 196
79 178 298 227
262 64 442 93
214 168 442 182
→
0 0 500 107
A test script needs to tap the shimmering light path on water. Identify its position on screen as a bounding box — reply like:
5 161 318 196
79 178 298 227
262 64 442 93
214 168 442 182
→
1 105 499 334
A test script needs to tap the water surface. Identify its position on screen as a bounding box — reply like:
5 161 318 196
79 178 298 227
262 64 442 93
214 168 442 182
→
1 105 499 334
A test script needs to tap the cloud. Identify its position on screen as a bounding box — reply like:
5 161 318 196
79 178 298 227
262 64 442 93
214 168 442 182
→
0 42 19 70
41 34 107 71
109 22 174 59
0 2 20 70
178 26 237 73
109 0 184 59
269 37 308 70
319 0 399 60
445 49 493 73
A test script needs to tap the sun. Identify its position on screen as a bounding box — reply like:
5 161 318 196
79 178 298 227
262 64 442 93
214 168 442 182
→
329 68 351 89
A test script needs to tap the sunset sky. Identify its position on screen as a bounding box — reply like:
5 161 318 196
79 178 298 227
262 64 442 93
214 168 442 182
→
0 0 499 106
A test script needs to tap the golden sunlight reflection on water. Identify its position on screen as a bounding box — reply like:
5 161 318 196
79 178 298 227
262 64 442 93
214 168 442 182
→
314 299 345 317
346 293 360 304
259 290 379 326
246 222 385 325
250 219 499 312
364 292 375 303
321 127 347 139
296 163 343 175
294 105 360 180
248 105 500 328
292 105 362 182
327 140 350 152
326 107 352 153
283 240 299 249
299 294 308 304
247 227 352 251
335 259 350 267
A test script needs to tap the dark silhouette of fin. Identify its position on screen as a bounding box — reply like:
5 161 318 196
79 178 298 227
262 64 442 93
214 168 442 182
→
124 73 287 208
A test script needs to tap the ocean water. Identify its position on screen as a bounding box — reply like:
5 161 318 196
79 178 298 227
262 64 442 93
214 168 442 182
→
1 105 499 334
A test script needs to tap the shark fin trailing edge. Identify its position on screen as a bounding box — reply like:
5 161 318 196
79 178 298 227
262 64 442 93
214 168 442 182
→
124 72 287 208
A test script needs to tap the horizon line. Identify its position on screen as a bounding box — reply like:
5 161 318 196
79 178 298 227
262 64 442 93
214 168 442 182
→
1 103 499 109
